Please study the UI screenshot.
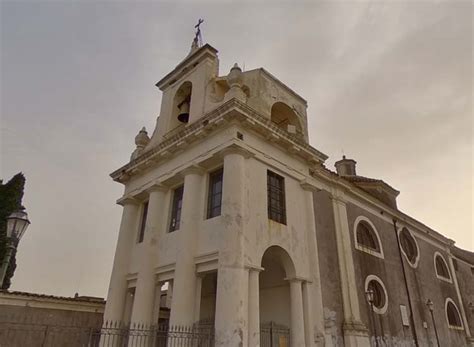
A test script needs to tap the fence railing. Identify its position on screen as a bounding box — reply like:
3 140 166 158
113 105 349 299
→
0 321 214 347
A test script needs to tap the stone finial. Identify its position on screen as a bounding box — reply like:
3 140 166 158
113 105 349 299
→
131 127 150 160
224 63 246 102
135 127 150 148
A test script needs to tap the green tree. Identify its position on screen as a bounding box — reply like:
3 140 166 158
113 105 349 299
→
0 173 26 289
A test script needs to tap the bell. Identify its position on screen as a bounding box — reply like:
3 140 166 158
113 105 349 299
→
177 100 190 123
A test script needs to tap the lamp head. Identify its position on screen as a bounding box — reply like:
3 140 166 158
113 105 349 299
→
426 299 434 312
6 210 30 241
365 289 375 304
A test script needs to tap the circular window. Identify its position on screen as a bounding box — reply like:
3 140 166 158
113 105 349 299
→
365 275 388 314
399 228 419 267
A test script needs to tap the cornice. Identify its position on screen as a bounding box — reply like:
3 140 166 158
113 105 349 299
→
110 98 328 183
310 166 454 248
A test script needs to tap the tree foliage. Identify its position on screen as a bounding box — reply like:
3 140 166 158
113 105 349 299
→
0 173 26 289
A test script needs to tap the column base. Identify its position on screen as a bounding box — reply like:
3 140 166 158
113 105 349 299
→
343 321 370 347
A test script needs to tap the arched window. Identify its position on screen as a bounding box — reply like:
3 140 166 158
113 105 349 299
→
354 216 384 258
445 298 463 329
434 252 452 282
364 275 388 314
399 228 419 267
270 102 302 135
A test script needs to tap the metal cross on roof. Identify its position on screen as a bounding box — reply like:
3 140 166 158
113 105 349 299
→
194 18 204 47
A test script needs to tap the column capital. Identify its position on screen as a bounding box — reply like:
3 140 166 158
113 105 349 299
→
181 164 206 176
330 189 347 204
116 196 139 206
299 179 320 192
245 264 264 273
220 144 254 159
146 182 167 194
285 276 308 284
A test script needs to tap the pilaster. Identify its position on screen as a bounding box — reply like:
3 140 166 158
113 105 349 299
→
289 278 306 347
130 185 167 325
169 166 205 326
300 181 325 346
331 189 370 346
215 148 249 347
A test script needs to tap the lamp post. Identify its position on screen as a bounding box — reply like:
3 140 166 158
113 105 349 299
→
0 210 30 287
366 289 380 347
426 299 440 347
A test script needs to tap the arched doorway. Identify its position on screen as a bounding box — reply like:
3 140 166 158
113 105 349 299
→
259 246 295 347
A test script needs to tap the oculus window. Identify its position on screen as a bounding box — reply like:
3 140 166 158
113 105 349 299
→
365 275 388 314
267 170 286 225
399 228 419 267
207 168 223 219
169 185 184 232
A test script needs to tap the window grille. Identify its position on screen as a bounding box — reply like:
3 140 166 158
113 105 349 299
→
267 171 286 224
446 301 463 328
169 185 184 232
435 255 450 279
356 222 379 251
207 168 223 219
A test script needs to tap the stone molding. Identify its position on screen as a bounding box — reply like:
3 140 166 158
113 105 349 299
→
116 196 139 206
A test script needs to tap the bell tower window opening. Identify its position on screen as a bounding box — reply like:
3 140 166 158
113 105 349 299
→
270 102 303 135
137 201 149 243
169 185 184 232
170 81 193 131
267 170 286 225
207 168 223 219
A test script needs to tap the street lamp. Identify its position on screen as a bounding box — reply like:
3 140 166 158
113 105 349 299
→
0 210 30 287
426 299 440 347
366 289 380 347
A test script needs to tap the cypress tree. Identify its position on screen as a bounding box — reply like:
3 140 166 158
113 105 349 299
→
0 173 26 289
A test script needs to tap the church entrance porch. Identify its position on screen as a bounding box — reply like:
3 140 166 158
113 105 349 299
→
259 246 305 347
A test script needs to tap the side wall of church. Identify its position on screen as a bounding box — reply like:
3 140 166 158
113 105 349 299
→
345 201 469 346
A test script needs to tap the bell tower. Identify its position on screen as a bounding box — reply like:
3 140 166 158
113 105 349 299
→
105 24 338 347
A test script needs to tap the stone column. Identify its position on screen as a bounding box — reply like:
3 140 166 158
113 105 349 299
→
248 267 262 347
169 166 204 326
301 182 325 345
302 281 315 347
215 146 250 347
194 274 203 323
130 185 167 325
103 197 139 323
289 279 306 347
331 190 369 346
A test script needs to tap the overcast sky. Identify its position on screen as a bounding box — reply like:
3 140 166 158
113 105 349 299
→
1 1 472 298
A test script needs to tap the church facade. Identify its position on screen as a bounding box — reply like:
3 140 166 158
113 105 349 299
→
104 41 474 347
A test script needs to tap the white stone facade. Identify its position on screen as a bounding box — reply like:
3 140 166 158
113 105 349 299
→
104 43 474 347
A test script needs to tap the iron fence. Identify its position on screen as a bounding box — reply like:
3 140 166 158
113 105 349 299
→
260 322 290 347
0 321 214 347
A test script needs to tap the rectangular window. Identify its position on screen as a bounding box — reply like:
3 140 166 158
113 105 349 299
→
169 185 184 232
267 170 286 224
207 168 223 219
137 201 149 243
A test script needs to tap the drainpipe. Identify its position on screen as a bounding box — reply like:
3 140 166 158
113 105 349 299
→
393 218 420 347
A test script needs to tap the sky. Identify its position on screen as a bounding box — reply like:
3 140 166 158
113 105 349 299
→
1 0 472 298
